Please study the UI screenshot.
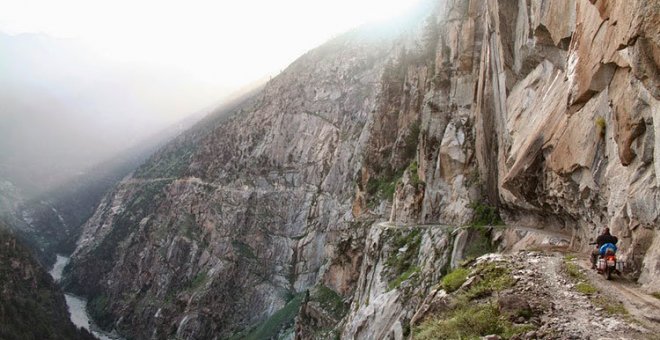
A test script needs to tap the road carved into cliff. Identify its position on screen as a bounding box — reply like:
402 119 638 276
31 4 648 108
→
574 255 660 332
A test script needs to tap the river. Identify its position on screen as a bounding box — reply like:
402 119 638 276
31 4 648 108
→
49 255 121 340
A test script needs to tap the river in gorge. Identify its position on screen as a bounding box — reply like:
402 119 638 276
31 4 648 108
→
49 255 121 340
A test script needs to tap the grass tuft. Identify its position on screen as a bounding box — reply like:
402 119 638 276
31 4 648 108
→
388 266 420 290
441 267 469 293
562 258 628 315
385 229 422 287
462 262 514 300
564 261 585 280
470 202 504 227
575 282 597 295
415 301 534 340
592 296 628 315
415 261 531 340
595 116 606 137
415 303 504 340
310 285 347 320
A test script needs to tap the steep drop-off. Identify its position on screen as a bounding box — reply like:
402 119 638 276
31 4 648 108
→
67 0 660 338
0 226 96 340
0 94 226 266
1 156 145 266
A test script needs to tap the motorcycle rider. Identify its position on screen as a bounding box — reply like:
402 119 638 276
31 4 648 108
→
591 228 618 269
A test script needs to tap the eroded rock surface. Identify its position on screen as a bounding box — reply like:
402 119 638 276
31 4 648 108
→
66 0 659 338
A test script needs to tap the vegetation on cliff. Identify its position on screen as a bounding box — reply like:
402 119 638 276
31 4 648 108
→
0 226 95 340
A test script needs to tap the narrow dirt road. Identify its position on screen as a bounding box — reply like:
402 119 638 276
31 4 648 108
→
573 255 660 333
513 252 655 339
376 220 660 337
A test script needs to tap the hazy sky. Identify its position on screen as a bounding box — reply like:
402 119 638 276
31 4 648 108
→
0 0 422 194
1 0 421 88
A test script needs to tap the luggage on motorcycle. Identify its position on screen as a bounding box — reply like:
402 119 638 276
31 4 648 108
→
597 258 606 270
615 260 624 273
599 243 617 255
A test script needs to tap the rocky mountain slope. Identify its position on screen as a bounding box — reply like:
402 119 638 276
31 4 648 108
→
1 156 145 266
0 225 96 340
0 94 233 266
65 0 659 338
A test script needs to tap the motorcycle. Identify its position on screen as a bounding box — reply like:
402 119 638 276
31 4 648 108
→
591 242 623 280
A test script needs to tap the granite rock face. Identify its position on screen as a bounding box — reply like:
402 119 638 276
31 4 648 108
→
67 0 659 338
67 29 403 339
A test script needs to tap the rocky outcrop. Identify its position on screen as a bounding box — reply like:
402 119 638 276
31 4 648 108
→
493 0 659 290
412 252 655 339
66 0 659 338
340 224 454 339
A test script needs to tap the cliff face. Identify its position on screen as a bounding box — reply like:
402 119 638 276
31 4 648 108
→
67 0 659 338
67 27 406 339
340 0 660 337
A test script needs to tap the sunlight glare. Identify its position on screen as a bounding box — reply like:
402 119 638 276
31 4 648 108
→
0 0 421 87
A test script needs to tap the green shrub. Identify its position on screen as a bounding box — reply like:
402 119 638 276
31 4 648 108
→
311 285 347 320
366 173 402 202
407 161 422 187
463 226 495 261
385 229 422 275
415 301 535 340
404 121 421 159
470 202 504 227
381 180 398 201
232 240 257 260
595 116 606 137
416 262 532 340
389 266 420 290
652 292 660 300
442 267 469 292
88 294 114 329
463 263 514 300
564 261 585 280
180 213 198 239
415 303 504 339
187 272 208 291
385 229 423 290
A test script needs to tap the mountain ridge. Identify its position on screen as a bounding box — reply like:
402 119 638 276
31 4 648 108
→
65 0 660 338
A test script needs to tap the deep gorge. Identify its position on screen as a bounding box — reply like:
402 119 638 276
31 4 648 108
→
4 0 658 339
